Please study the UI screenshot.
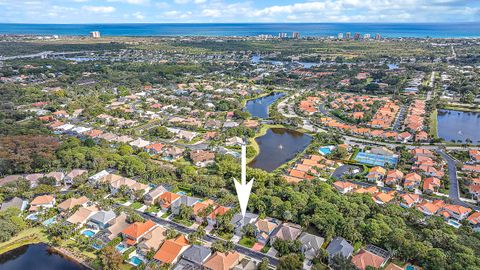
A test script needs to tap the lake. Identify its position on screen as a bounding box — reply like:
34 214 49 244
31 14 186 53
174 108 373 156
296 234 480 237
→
0 243 87 270
245 92 285 119
437 109 480 143
249 128 312 172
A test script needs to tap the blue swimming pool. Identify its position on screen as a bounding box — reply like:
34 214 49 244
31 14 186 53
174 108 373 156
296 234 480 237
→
115 243 128 253
42 217 57 226
176 191 187 195
319 147 332 155
129 256 143 266
82 230 96 238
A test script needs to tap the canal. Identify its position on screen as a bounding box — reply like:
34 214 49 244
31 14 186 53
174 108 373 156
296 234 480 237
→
245 92 285 119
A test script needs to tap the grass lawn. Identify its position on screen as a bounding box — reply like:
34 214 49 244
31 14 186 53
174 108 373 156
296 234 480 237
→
238 236 256 248
130 202 143 210
216 231 233 241
161 211 171 218
146 205 159 213
172 217 194 227
429 109 438 139
260 244 271 253
0 227 48 255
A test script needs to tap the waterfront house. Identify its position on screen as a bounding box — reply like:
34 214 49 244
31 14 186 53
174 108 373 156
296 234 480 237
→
87 210 116 230
29 195 55 212
66 205 99 227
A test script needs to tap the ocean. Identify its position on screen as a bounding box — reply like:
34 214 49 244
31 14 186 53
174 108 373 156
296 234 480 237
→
0 23 479 38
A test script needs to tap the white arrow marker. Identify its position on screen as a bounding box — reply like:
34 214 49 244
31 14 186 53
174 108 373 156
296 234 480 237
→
233 142 254 219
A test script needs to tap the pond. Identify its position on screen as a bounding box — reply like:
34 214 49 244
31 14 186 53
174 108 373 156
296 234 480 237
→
249 128 312 172
0 243 87 270
245 92 285 119
437 109 480 143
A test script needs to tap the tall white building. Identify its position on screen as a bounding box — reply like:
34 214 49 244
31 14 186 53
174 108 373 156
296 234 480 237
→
292 32 300 39
338 33 344 39
90 31 101 38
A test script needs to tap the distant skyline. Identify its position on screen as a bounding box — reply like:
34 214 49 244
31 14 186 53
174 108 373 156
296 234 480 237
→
0 0 479 24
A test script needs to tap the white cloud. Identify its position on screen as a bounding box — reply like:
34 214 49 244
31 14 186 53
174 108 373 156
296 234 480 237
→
82 5 116 13
107 0 150 4
133 11 145 19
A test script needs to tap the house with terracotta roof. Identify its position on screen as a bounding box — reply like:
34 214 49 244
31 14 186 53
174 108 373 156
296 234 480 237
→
423 177 441 194
372 192 394 205
441 204 472 220
57 196 89 212
467 212 480 232
65 169 88 185
144 185 168 206
416 200 445 216
203 251 240 270
145 143 165 155
29 195 55 212
193 199 217 224
153 235 190 265
403 172 422 190
385 170 404 186
122 219 158 246
366 166 386 182
333 181 358 194
158 192 181 211
254 218 281 245
207 206 230 227
399 193 422 208
190 150 215 167
352 249 387 270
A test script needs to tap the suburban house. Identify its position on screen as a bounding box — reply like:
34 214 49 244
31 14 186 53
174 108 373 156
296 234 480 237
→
105 213 129 241
171 195 200 216
385 170 404 186
352 249 387 270
87 210 116 230
57 196 89 212
423 177 441 194
207 206 230 227
416 200 445 216
66 205 99 227
64 169 88 185
153 235 190 265
29 195 56 212
122 219 158 246
298 232 325 261
366 166 386 182
203 251 240 270
179 244 212 267
190 150 215 167
326 237 354 261
441 204 472 220
254 218 281 245
467 212 480 232
138 226 167 254
230 212 259 236
193 199 217 223
271 222 302 243
233 258 257 270
0 197 28 212
333 181 358 194
144 185 168 205
404 172 422 190
158 192 181 210
145 143 165 155
399 193 422 208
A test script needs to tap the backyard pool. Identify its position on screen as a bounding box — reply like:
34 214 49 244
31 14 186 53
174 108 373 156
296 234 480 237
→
82 230 96 238
129 256 143 266
319 146 334 156
115 243 128 253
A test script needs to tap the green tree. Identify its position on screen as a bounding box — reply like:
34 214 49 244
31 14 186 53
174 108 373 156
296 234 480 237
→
278 253 303 270
100 245 123 270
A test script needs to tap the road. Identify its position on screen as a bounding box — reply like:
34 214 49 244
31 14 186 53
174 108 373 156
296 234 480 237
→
136 210 280 266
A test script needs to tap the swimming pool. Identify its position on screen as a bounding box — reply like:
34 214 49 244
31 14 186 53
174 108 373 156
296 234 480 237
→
319 147 333 155
82 230 96 238
42 217 57 226
176 191 187 195
129 256 143 266
115 243 128 253
447 219 461 228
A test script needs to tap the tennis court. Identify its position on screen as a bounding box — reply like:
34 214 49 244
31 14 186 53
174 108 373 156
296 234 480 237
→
354 152 398 167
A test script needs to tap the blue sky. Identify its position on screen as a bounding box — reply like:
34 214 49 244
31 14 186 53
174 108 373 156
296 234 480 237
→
0 0 479 23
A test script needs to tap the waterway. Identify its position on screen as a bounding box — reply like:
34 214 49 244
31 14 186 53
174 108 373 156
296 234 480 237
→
0 243 87 270
245 92 285 119
249 128 312 172
437 109 480 143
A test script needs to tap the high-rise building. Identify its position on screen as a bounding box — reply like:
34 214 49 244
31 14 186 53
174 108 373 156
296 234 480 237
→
292 32 300 39
364 33 371 39
354 33 361 40
338 33 344 39
345 32 351 39
278 32 288 38
90 31 101 38
375 33 382 40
